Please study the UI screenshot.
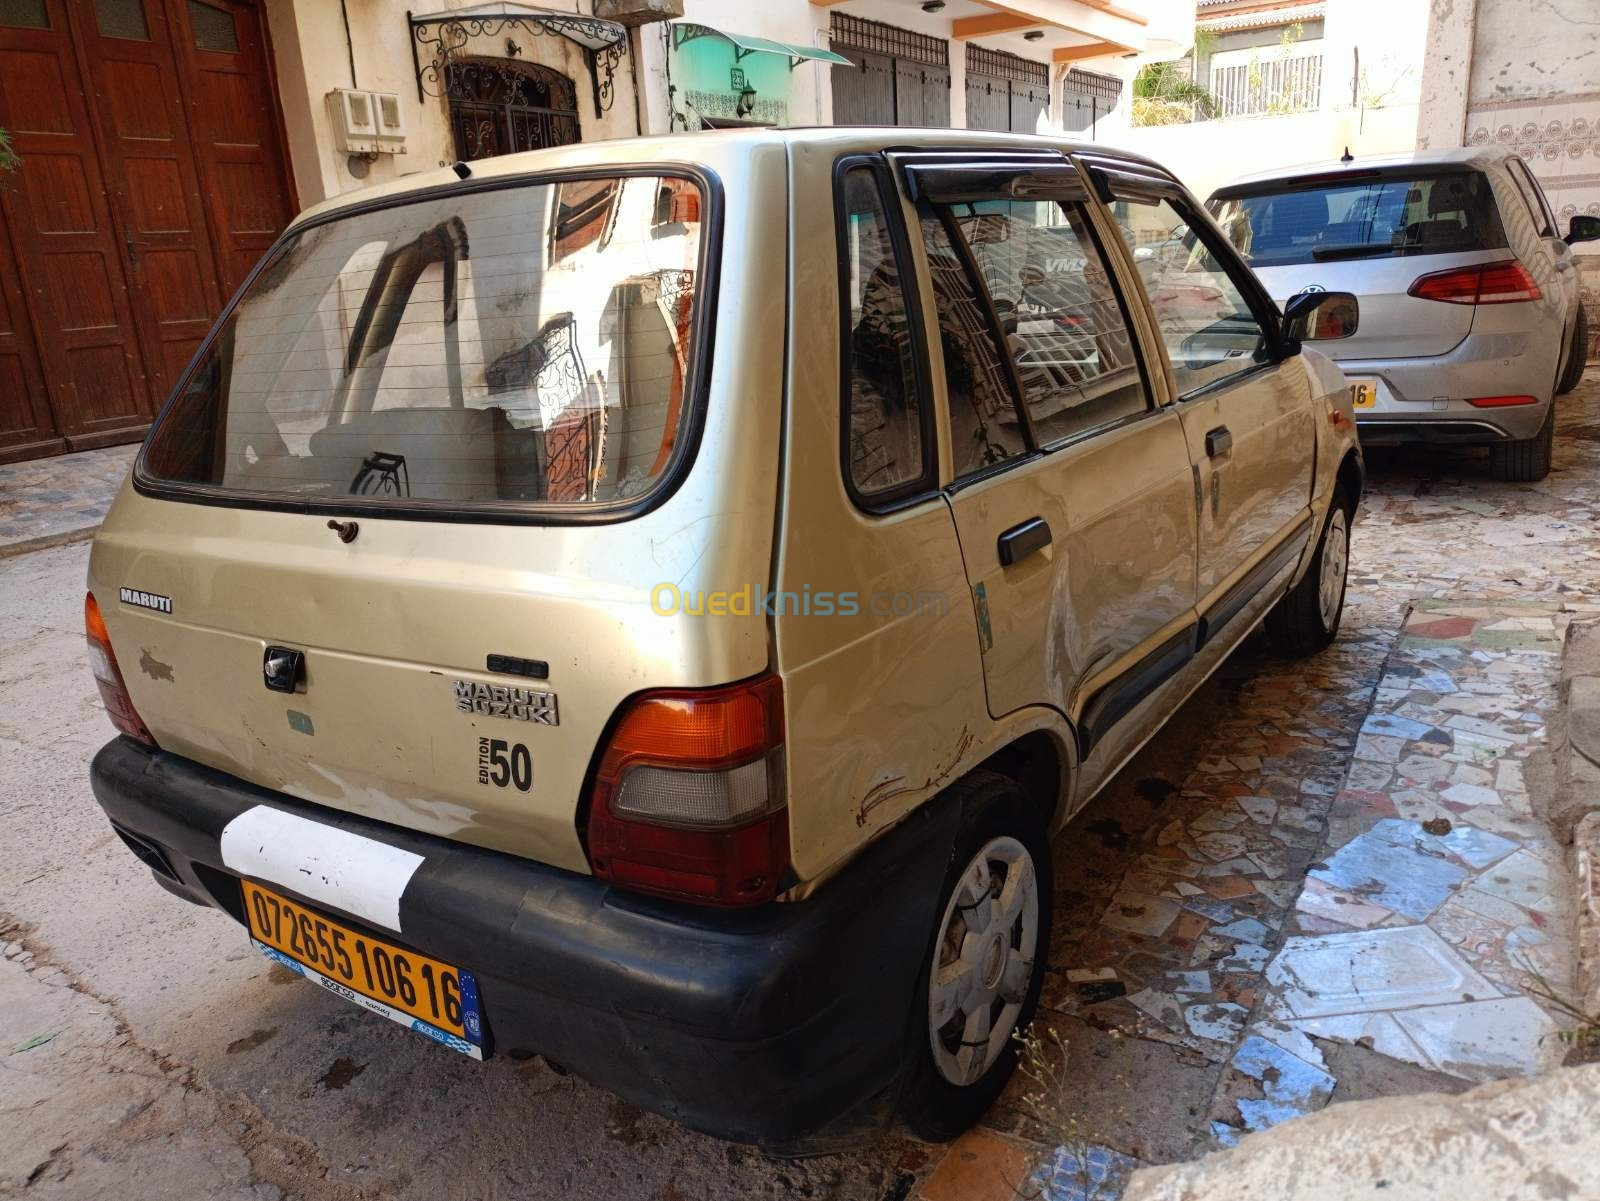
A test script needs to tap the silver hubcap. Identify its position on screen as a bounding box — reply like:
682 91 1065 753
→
928 836 1040 1087
1318 508 1348 630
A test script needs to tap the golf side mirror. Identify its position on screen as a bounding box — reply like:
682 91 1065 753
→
1284 290 1360 342
1567 215 1600 245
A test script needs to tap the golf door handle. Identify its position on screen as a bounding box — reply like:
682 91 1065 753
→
1205 425 1233 458
998 517 1051 566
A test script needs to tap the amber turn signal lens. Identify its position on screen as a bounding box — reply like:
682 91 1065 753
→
84 593 156 747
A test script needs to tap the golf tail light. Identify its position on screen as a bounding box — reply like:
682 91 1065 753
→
1409 261 1542 306
84 592 156 746
586 673 788 907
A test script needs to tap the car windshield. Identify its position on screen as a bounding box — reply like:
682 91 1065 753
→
142 173 707 511
1208 171 1506 268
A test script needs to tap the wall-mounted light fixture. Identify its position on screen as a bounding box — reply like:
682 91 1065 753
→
736 86 758 119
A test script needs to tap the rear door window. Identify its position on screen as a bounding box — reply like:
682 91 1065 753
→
1209 171 1507 267
142 173 709 514
957 199 1149 444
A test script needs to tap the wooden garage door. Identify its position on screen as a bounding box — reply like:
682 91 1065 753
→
0 0 293 463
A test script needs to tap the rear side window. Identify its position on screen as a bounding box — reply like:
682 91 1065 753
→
143 173 707 512
839 165 930 503
1209 172 1507 268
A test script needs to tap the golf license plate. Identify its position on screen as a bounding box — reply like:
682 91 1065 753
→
242 880 486 1059
1349 379 1379 410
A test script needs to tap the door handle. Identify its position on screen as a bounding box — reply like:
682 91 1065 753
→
1205 425 1233 458
998 516 1051 567
123 227 147 269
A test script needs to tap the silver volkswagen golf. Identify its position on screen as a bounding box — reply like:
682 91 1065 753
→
1208 148 1598 481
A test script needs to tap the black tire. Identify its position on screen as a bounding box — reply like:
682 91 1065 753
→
1489 401 1555 483
1557 305 1589 396
1266 485 1351 657
897 772 1053 1143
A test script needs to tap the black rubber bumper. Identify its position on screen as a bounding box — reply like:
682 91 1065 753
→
89 736 960 1146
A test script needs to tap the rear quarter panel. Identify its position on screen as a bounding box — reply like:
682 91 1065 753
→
775 134 1005 886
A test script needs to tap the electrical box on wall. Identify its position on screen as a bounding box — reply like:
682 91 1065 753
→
327 89 406 155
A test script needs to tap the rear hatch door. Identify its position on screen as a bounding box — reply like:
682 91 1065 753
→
89 159 781 874
1209 167 1509 360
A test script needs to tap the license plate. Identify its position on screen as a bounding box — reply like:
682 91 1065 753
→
242 880 486 1059
1349 379 1379 410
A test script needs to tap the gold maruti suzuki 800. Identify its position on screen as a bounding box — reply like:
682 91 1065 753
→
86 128 1362 1147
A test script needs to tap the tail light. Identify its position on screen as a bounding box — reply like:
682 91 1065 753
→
85 592 156 746
585 673 788 907
1409 261 1542 305
1467 395 1539 407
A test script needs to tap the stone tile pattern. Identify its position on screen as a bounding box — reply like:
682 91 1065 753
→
986 376 1600 1201
0 445 135 552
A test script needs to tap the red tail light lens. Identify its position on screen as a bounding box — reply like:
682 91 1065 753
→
1409 261 1542 306
585 673 788 907
1466 395 1539 408
85 593 156 746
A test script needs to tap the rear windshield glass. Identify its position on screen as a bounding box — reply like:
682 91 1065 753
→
1208 171 1506 268
143 173 707 510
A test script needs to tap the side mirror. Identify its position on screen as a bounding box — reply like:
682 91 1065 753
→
1283 290 1360 342
1567 215 1600 245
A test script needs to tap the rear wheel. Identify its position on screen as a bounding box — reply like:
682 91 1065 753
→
1266 486 1350 657
1489 402 1555 482
897 773 1052 1143
1557 305 1589 396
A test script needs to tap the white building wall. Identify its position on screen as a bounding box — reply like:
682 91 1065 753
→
639 0 1177 140
264 0 643 208
1112 0 1429 200
1463 0 1600 232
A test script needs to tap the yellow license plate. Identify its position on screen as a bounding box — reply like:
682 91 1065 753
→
242 880 485 1058
1349 379 1379 409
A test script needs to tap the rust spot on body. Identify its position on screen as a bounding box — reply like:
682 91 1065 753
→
138 648 174 682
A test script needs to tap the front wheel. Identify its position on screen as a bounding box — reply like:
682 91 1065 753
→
1266 487 1350 657
897 773 1053 1143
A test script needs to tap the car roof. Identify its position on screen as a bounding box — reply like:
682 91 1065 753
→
1211 145 1514 197
288 127 1167 229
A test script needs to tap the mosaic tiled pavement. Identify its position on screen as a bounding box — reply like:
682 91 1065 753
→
918 373 1600 1201
0 444 136 556
4 388 1599 1201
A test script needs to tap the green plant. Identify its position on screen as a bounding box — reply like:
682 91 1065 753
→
1131 58 1218 125
1009 1022 1134 1200
0 129 18 174
1516 953 1600 1059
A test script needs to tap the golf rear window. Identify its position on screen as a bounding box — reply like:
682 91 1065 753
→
142 173 708 513
1208 171 1506 268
